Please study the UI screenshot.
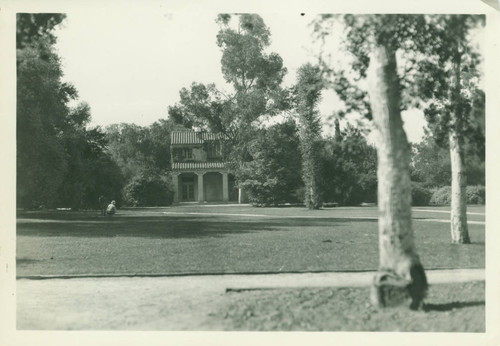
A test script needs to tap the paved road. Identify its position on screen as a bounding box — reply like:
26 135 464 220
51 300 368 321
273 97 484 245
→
16 269 484 330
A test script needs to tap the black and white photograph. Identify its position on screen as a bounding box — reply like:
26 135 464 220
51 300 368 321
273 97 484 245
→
1 0 499 344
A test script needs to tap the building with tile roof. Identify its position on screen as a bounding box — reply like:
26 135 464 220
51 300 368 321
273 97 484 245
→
171 131 238 203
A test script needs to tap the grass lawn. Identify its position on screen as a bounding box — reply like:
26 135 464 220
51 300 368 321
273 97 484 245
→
16 205 485 276
213 281 485 332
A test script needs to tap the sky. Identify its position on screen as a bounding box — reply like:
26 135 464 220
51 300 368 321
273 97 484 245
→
53 9 427 142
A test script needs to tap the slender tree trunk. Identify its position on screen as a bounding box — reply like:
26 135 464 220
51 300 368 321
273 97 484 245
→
448 31 471 244
449 130 470 243
302 136 322 209
367 44 427 309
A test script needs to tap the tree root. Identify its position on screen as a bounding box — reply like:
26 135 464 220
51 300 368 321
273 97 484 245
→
370 264 428 310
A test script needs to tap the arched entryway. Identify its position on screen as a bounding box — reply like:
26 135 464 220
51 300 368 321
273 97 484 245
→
203 172 223 202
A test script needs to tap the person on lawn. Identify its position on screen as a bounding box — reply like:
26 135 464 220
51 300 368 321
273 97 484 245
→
106 200 117 216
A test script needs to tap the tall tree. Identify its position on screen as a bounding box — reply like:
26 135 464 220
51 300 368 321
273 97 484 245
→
168 14 289 178
412 15 484 244
17 13 123 209
238 120 303 206
17 15 73 208
315 14 428 309
296 63 324 209
55 103 124 209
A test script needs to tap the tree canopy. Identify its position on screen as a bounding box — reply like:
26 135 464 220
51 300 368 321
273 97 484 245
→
17 13 123 209
17 13 66 49
168 14 290 174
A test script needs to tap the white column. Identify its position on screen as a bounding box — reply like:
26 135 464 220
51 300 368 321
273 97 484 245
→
222 172 229 202
197 172 204 202
172 173 179 203
238 188 244 204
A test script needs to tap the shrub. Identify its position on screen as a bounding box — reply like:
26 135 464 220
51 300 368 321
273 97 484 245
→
429 186 452 205
123 173 174 207
466 185 485 204
429 185 485 205
411 182 432 206
241 178 302 207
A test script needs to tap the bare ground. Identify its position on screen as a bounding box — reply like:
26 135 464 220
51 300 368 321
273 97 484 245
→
16 269 484 331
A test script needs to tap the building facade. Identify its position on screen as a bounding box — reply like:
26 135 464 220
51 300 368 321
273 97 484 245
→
171 131 238 203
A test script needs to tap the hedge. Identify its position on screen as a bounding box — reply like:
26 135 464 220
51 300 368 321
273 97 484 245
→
429 185 485 205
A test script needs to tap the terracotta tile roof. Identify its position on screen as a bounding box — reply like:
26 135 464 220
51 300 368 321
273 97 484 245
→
171 131 224 145
172 162 228 170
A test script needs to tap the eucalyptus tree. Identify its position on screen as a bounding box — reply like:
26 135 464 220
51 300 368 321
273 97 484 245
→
412 15 485 244
295 63 324 209
314 14 429 309
168 14 289 173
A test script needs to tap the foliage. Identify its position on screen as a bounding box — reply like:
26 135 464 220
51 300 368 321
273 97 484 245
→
411 15 484 147
411 133 485 187
466 185 485 205
312 14 432 120
17 13 66 49
56 123 124 210
429 186 452 205
295 63 324 209
16 39 70 208
410 135 452 187
16 14 125 209
168 14 290 182
313 15 432 308
429 185 485 205
123 173 174 207
239 120 303 206
168 83 236 137
411 182 432 206
320 125 377 205
410 15 483 243
215 14 288 114
105 119 176 179
105 123 155 181
105 119 180 206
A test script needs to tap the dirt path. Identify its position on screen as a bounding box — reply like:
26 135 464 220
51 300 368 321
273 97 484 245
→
17 269 484 330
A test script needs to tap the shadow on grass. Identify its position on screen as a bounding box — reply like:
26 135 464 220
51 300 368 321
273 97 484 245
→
16 258 41 265
423 300 485 312
16 214 377 239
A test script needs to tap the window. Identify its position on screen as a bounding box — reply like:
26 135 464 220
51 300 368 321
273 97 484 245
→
182 148 193 159
206 142 221 159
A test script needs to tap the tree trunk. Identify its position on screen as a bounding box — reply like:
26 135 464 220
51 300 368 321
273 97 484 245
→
449 130 470 243
367 44 427 309
448 28 471 244
302 138 322 210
